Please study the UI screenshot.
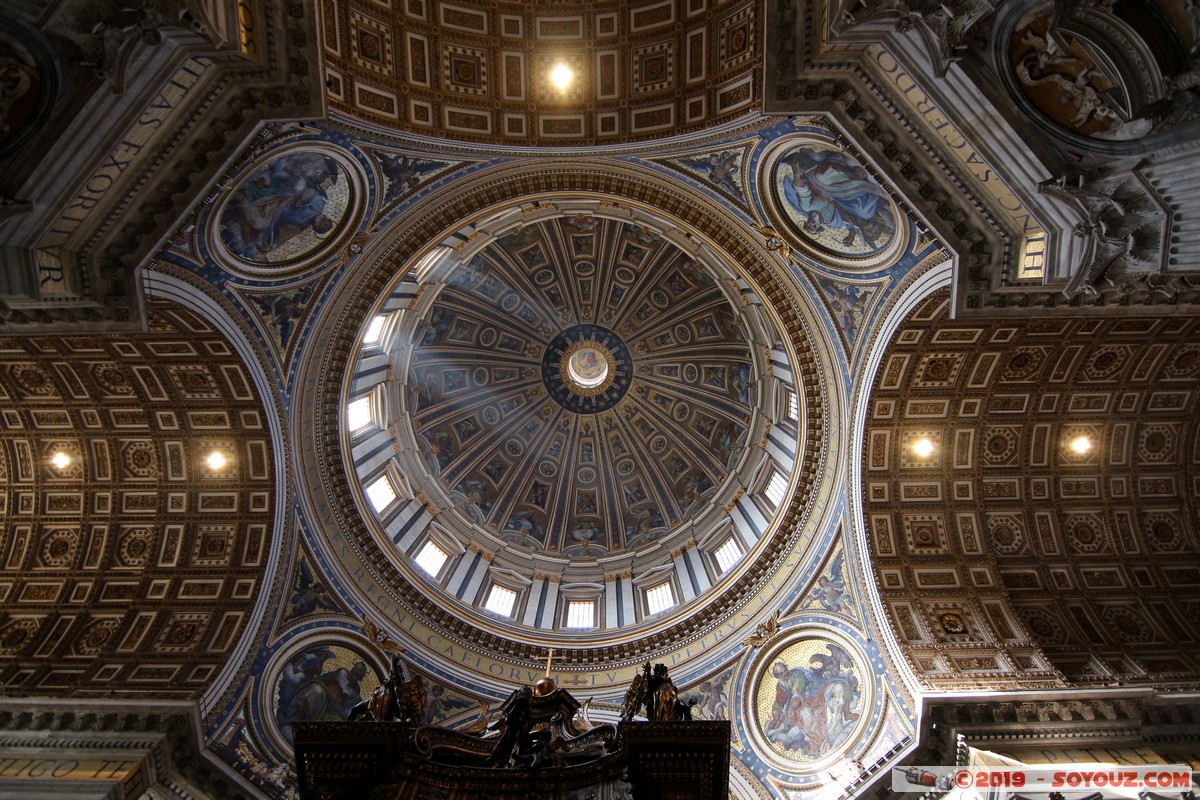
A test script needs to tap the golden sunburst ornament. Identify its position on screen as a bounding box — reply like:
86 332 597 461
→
558 339 617 397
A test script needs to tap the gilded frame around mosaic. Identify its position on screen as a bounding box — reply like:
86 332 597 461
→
746 628 874 773
264 638 386 754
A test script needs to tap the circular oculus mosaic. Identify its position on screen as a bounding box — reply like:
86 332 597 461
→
566 344 609 388
543 325 632 412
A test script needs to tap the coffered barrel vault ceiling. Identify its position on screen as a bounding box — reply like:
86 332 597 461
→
865 290 1200 690
321 0 761 145
0 304 275 698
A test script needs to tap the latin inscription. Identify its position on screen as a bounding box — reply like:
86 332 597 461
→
868 46 1047 279
0 756 137 781
35 58 213 294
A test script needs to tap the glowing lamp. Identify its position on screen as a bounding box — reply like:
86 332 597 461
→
911 438 935 458
549 63 573 91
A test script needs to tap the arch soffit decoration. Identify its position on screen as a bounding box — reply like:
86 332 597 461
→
141 268 296 719
847 257 955 701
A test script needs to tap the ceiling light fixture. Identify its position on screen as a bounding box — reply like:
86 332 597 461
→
50 451 72 470
549 62 573 91
911 438 935 458
1069 435 1093 454
206 451 228 471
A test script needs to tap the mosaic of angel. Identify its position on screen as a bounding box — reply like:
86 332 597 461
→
375 151 446 202
680 150 741 195
691 674 730 721
423 681 476 724
286 555 340 619
810 550 850 613
777 146 896 256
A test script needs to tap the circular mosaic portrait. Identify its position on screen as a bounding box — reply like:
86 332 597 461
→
763 135 902 268
216 146 359 270
749 633 872 770
268 642 382 749
1008 10 1143 141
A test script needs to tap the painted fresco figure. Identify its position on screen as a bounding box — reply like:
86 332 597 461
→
570 520 602 544
276 648 329 738
295 660 367 720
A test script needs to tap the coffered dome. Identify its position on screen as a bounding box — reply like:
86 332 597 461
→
321 0 762 146
405 213 757 559
336 192 813 648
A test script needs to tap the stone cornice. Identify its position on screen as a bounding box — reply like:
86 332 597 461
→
0 0 324 333
765 0 1200 318
0 698 254 799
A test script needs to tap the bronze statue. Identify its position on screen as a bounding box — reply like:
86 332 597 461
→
347 654 426 725
621 662 697 722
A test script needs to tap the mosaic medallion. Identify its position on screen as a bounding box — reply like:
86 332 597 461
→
749 633 872 770
762 134 903 268
0 32 46 157
1010 11 1134 140
269 643 381 748
542 324 632 413
216 146 359 270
